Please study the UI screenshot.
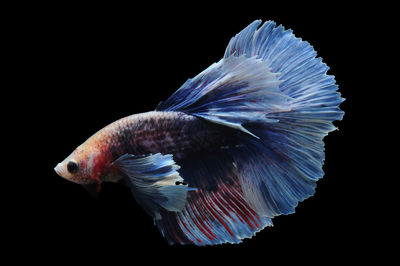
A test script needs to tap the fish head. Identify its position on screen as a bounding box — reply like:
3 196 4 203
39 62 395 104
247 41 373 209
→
54 145 100 185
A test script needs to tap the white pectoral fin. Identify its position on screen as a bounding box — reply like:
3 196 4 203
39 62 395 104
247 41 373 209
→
113 153 194 220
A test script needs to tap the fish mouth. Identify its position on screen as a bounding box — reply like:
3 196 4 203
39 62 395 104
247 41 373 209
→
54 163 63 177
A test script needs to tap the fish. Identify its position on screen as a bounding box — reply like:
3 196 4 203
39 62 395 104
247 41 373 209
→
54 20 344 245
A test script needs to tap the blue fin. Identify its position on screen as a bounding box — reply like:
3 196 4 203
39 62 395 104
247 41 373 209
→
156 54 290 138
157 20 343 137
155 151 272 245
152 20 344 245
113 153 194 220
221 20 344 216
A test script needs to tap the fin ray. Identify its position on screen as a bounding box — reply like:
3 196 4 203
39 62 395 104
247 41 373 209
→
153 20 343 244
157 55 291 137
155 152 272 245
113 153 192 220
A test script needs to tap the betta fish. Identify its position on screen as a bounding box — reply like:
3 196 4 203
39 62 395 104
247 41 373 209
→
54 20 344 245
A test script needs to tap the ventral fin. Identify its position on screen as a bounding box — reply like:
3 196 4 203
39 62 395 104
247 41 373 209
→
113 153 194 220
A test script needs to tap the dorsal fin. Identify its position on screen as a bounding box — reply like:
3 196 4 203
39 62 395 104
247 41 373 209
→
152 20 344 245
156 55 292 138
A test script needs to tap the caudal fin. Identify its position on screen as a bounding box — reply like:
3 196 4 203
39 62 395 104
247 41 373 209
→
155 20 344 245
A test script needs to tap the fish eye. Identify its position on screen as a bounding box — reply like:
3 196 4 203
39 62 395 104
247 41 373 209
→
67 160 79 174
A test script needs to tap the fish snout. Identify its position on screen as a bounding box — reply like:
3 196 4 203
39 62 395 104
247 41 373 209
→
54 163 65 177
54 160 80 183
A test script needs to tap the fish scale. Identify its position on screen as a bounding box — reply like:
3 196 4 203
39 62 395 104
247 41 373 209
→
88 111 231 164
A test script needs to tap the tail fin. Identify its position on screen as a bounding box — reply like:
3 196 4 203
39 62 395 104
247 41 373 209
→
155 20 344 245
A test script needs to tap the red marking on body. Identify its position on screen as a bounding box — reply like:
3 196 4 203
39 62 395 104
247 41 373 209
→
108 163 121 174
91 155 105 181
89 152 115 192
92 165 102 192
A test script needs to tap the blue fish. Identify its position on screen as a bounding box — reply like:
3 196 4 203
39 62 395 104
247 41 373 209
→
54 20 344 245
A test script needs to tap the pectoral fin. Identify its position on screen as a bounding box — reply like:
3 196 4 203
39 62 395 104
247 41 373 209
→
113 153 195 220
82 182 101 198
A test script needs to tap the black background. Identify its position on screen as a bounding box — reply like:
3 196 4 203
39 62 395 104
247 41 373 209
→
7 2 388 263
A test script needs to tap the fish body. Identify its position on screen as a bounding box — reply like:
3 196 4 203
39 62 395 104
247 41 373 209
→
55 111 232 185
55 20 344 245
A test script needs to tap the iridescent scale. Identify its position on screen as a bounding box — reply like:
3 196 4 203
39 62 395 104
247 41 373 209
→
91 111 232 162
